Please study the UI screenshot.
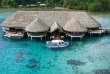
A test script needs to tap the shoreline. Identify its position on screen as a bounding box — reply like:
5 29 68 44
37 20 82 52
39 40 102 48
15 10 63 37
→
0 7 110 12
0 7 88 12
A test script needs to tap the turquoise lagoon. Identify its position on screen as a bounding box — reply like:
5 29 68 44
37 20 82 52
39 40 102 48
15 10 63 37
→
0 9 110 74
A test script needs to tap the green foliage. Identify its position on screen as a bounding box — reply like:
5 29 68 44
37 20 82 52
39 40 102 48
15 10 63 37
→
108 1 110 10
46 0 55 7
40 5 45 7
0 0 110 11
77 2 88 10
1 0 18 8
88 0 109 11
46 3 51 7
10 2 18 8
88 2 102 11
35 4 39 7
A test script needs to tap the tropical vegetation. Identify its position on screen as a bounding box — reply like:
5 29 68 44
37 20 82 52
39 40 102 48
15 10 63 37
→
0 0 110 11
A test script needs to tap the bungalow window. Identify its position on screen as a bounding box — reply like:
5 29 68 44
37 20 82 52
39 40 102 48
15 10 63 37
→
52 43 57 46
62 42 64 44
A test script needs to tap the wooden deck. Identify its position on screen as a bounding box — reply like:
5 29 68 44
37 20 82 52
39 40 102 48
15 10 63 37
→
27 32 47 40
88 30 105 36
65 33 85 40
4 32 24 39
101 28 110 33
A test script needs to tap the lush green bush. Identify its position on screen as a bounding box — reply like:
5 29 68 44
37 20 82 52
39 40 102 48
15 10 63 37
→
88 2 102 11
108 1 110 10
35 4 39 7
46 3 54 7
46 3 51 7
88 0 109 11
71 2 87 10
40 5 45 7
56 4 62 7
11 3 18 8
78 2 88 10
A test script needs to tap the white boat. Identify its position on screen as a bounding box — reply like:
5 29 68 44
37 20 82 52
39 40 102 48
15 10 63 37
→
45 40 69 48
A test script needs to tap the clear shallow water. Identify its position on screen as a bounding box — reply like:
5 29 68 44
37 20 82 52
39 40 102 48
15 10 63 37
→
0 9 110 74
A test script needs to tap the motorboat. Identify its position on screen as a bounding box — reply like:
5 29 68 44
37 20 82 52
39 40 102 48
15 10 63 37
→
45 40 69 48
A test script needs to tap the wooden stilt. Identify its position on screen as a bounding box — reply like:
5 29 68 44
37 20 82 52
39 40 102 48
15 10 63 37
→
108 30 110 33
80 37 82 40
45 35 46 39
99 33 101 36
31 37 32 40
27 32 29 39
71 37 72 40
90 33 91 36
104 31 105 35
59 32 60 37
28 35 29 39
41 37 42 41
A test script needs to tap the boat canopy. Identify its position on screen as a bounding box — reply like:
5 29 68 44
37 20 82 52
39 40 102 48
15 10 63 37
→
52 40 64 43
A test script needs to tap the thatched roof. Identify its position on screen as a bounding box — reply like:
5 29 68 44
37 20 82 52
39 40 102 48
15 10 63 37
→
25 17 49 32
50 22 63 33
63 18 87 32
1 11 38 28
1 11 101 28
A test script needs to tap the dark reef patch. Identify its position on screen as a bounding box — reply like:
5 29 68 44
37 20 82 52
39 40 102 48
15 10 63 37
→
19 43 28 47
26 57 40 69
42 67 46 69
28 58 37 63
15 52 24 57
49 64 55 67
26 63 36 68
53 57 57 61
39 57 42 59
36 66 40 69
15 52 25 63
47 67 49 69
55 55 58 57
15 57 24 63
25 52 32 55
86 56 94 63
47 62 51 64
53 64 55 67
93 69 110 74
67 59 86 66
36 60 40 63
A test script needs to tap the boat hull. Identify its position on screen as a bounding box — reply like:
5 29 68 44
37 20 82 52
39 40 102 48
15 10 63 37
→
45 42 69 48
47 45 69 48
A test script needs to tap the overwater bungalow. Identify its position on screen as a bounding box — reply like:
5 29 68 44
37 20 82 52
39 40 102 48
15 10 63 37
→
1 11 101 40
63 18 87 40
25 17 49 40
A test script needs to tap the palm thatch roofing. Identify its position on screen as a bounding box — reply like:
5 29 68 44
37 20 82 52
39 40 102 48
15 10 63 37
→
25 17 49 32
1 11 101 29
50 22 63 33
1 11 38 28
63 18 87 32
